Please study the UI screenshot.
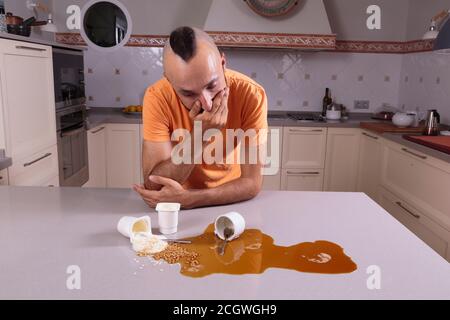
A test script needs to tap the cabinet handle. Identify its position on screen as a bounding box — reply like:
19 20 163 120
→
287 171 320 175
289 129 323 133
396 201 420 219
401 148 427 160
23 153 52 167
15 45 47 52
362 132 379 140
91 126 105 134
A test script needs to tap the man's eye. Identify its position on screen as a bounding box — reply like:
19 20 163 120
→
207 84 217 90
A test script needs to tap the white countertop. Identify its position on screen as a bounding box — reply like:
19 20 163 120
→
0 187 449 299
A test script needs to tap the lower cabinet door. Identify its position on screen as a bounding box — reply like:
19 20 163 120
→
0 169 8 185
43 175 59 187
281 169 324 191
262 172 281 190
106 124 141 188
8 145 59 186
379 187 449 260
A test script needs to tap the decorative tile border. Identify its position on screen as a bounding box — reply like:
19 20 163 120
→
335 39 435 54
55 32 435 53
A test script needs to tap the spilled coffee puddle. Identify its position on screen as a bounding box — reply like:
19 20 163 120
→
153 224 357 278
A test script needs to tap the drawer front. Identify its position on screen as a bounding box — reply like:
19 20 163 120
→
281 169 324 191
9 145 59 186
262 172 281 190
282 127 327 169
0 39 51 58
0 169 8 185
381 142 450 231
42 175 60 187
379 187 449 259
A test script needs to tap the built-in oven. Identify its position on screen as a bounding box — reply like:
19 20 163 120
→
52 46 88 186
52 47 85 111
56 105 89 187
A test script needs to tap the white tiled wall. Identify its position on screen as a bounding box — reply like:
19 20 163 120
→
398 52 450 124
85 47 402 113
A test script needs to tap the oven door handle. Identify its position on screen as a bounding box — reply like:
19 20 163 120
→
61 124 86 138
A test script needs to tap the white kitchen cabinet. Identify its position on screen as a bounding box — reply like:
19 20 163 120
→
0 39 57 162
106 123 141 188
262 173 281 191
379 187 450 261
357 130 382 201
84 125 107 188
282 127 327 169
381 139 450 232
324 128 361 192
43 175 60 187
281 168 324 191
0 169 8 185
262 126 282 190
139 124 144 185
8 145 59 186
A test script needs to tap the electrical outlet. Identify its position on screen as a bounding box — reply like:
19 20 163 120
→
354 100 370 110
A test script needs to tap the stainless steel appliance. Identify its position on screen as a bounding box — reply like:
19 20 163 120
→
423 109 441 136
56 105 89 186
52 47 88 186
52 47 85 111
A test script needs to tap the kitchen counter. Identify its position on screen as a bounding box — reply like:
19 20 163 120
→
87 107 450 164
382 133 450 164
0 32 85 51
0 149 12 170
0 186 449 299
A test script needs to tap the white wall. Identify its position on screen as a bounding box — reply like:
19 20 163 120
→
323 0 410 41
53 0 212 34
204 0 331 34
397 0 450 124
4 0 54 41
405 0 450 41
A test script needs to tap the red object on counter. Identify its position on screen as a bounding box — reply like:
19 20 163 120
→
403 135 450 155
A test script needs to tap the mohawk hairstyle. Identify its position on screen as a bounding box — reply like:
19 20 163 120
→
169 26 197 62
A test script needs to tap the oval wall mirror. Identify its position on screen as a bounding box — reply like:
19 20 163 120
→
81 0 132 51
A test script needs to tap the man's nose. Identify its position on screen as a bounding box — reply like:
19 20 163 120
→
198 91 213 112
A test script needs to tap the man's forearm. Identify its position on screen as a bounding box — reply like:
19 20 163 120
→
184 177 262 209
144 160 195 190
144 128 207 190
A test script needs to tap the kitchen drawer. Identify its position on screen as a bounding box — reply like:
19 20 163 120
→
42 174 59 187
0 169 8 185
381 139 450 232
379 187 449 260
9 145 59 186
262 172 281 190
281 168 324 191
282 127 327 169
0 39 51 58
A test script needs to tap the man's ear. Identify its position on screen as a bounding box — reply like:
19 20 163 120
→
221 51 227 68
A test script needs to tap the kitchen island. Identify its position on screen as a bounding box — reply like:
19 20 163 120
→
0 186 449 300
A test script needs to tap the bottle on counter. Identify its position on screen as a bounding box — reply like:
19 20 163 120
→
322 88 332 116
0 1 6 33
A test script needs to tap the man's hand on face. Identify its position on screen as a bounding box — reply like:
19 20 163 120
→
133 176 192 209
189 87 229 132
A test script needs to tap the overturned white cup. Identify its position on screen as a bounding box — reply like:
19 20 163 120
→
117 216 152 242
156 203 181 235
214 212 246 241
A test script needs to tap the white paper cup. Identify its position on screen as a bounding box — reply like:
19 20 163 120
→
214 212 246 241
156 203 181 235
117 216 152 241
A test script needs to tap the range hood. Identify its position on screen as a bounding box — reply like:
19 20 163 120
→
203 0 335 50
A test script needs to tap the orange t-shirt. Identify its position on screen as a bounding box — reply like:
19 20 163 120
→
142 68 268 189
